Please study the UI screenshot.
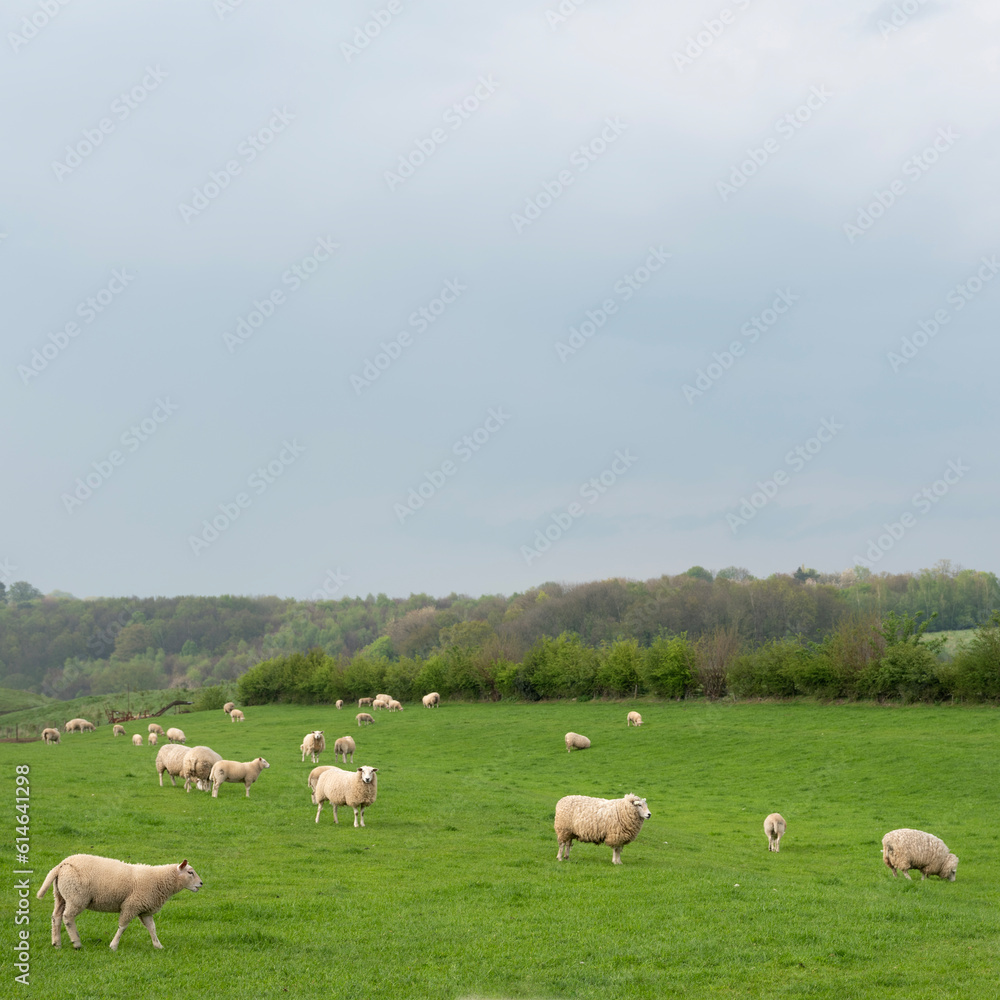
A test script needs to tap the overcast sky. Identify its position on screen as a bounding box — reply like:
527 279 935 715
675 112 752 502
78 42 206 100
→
2 0 997 601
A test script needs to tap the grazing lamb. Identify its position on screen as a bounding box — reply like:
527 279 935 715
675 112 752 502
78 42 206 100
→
230 709 245 723
37 853 202 951
554 793 651 865
358 697 373 707
882 828 958 881
388 699 403 712
764 813 786 852
372 696 390 710
64 718 95 733
334 736 356 763
209 757 269 798
148 723 165 736
180 746 222 793
312 765 378 827
421 691 440 708
626 711 643 727
356 713 374 727
223 702 234 714
565 732 591 753
335 699 344 709
131 734 143 747
308 765 332 793
300 730 325 763
42 728 61 744
166 727 186 744
113 725 126 737
155 744 190 787
148 733 158 746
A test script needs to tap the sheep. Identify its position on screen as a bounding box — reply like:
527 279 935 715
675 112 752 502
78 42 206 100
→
554 793 651 865
230 709 245 723
358 697 373 707
209 757 270 798
372 696 390 710
166 727 186 744
131 734 143 747
113 725 126 737
422 691 440 708
223 702 234 714
312 765 378 827
356 713 374 727
882 828 958 881
148 723 165 736
308 765 332 793
155 744 190 787
300 730 325 763
64 718 95 733
388 699 403 712
626 711 643 727
764 813 786 852
180 746 222 793
565 732 591 753
334 736 356 763
375 693 392 702
36 853 202 950
335 699 344 709
148 733 158 746
42 728 61 744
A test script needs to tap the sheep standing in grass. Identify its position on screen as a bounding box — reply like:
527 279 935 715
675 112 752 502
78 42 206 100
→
334 736 356 763
148 733 158 747
113 725 126 737
882 829 958 881
554 793 651 864
155 744 190 787
308 765 332 793
335 699 344 709
166 727 186 744
356 713 374 727
209 757 270 798
764 813 786 852
181 746 222 793
230 709 245 723
36 853 202 951
300 730 325 763
312 765 378 827
565 732 591 753
223 702 234 715
148 723 165 736
358 697 373 708
626 712 643 727
131 734 143 747
42 728 61 744
422 691 440 708
388 700 403 712
65 718 95 733
372 696 390 710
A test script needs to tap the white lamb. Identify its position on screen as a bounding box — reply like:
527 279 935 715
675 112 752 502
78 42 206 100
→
335 699 344 709
180 746 222 793
131 734 143 747
334 736 356 763
300 730 325 763
882 828 958 881
312 765 378 827
148 723 165 736
223 702 235 714
554 793 651 865
155 744 190 787
209 757 270 798
356 713 374 727
565 732 591 752
64 718 95 733
422 691 440 708
388 700 403 712
764 813 786 852
358 697 373 707
230 709 245 722
42 728 61 744
372 696 390 710
308 765 332 793
166 727 186 744
626 711 643 727
148 733 158 746
113 725 126 737
37 853 202 950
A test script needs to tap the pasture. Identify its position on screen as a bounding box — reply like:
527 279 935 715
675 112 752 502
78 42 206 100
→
6 701 998 998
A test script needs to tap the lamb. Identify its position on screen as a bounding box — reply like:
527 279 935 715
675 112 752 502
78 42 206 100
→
64 718 95 733
223 702 235 714
358 697 373 707
372 696 390 710
626 711 643 727
148 733 158 746
113 725 126 737
764 813 786 852
180 746 222 793
148 723 165 736
554 793 651 864
882 828 958 881
131 734 143 747
42 728 61 744
166 727 186 744
155 744 190 787
334 736 356 763
335 699 344 709
209 757 270 798
230 709 245 722
388 699 403 712
422 691 440 708
300 730 325 763
565 732 591 753
356 713 374 727
308 765 332 793
312 765 378 827
36 853 202 950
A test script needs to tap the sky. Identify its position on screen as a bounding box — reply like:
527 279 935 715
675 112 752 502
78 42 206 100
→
2 0 997 602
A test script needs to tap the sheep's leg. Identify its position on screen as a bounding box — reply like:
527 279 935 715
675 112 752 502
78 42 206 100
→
245 782 251 798
50 888 65 947
901 868 912 880
62 906 84 950
355 806 364 828
611 846 623 864
138 913 163 949
315 801 324 823
332 803 339 824
108 914 134 951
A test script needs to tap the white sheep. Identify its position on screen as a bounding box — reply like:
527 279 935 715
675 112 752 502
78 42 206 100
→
334 736 356 763
372 696 390 710
180 746 222 793
375 693 392 702
356 713 374 727
358 697 374 707
155 744 190 787
554 793 651 865
209 757 270 798
626 711 643 727
131 734 143 747
387 699 403 712
565 732 591 753
230 709 245 723
42 728 61 744
300 730 325 763
64 718 95 733
308 765 332 793
882 828 959 881
764 813 786 852
335 699 344 709
147 723 165 736
113 724 126 737
148 733 158 746
37 853 202 950
312 765 378 827
166 727 186 744
421 691 440 708
223 702 235 714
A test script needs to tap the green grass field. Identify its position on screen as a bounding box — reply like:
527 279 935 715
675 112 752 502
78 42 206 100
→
4 701 998 999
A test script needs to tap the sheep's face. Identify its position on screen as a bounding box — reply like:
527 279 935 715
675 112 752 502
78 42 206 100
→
312 731 324 740
257 758 270 769
628 795 651 820
943 855 958 881
358 766 378 784
178 860 203 892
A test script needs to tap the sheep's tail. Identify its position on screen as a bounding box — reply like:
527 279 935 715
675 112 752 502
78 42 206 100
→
36 863 60 899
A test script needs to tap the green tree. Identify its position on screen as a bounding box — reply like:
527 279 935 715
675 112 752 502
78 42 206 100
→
9 581 42 605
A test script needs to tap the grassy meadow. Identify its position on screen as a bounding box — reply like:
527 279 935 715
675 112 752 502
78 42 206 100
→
4 700 998 999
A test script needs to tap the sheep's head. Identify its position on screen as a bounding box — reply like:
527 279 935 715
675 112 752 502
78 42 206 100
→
312 730 324 740
358 766 378 784
626 794 651 820
942 854 959 881
256 757 270 769
178 860 203 892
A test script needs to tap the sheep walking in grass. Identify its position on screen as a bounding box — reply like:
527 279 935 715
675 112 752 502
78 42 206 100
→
148 723 165 736
113 725 126 737
210 757 270 798
422 691 440 708
131 734 143 747
181 746 222 793
300 730 325 763
564 732 591 753
65 718 95 733
155 744 190 787
882 829 958 881
42 728 61 744
358 697 373 707
554 793 651 865
764 813 786 852
230 709 245 722
166 727 186 744
626 711 643 727
37 853 202 951
334 736 356 763
356 713 374 727
312 765 378 827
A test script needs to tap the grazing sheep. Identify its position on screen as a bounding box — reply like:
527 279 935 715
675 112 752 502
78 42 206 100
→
764 813 786 852
388 699 403 712
626 711 643 727
37 853 202 951
209 757 270 798
565 732 591 753
372 696 390 710
148 733 158 746
113 725 126 737
312 765 378 827
131 734 143 747
334 736 356 763
882 828 958 881
155 744 190 787
166 727 186 744
335 699 344 709
421 691 440 708
375 693 392 702
64 718 95 733
300 730 326 763
42 728 61 744
358 697 373 707
554 793 651 865
230 709 245 723
308 765 332 793
223 702 234 714
180 746 222 793
148 723 165 736
356 713 374 727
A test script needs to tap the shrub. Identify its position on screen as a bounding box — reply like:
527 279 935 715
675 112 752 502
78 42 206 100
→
727 639 803 698
642 635 695 698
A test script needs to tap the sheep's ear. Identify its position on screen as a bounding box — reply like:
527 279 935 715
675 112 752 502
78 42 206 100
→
179 860 189 870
